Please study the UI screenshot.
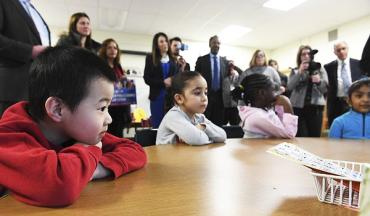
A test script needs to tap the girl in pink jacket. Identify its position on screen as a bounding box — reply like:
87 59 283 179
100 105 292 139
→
234 74 298 138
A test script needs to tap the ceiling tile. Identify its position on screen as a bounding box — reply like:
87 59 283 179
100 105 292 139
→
33 0 370 49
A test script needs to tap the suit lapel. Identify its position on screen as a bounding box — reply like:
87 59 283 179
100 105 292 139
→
169 60 178 76
205 54 212 88
10 0 42 44
332 61 338 90
31 3 50 45
206 54 211 77
220 57 226 79
349 58 360 81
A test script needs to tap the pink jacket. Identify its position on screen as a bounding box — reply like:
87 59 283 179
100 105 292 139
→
239 106 298 139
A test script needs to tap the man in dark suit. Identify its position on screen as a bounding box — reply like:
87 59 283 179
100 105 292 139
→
324 41 362 127
0 0 50 116
195 35 237 126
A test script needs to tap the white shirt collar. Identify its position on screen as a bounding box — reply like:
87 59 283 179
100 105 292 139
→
337 58 349 65
160 54 169 63
210 53 218 58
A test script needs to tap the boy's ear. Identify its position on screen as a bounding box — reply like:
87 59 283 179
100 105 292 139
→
346 97 352 107
44 97 64 122
174 93 184 105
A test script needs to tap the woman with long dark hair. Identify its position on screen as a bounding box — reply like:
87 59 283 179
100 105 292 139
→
144 32 179 128
57 12 100 53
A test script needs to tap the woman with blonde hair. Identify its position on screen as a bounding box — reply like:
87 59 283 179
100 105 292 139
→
238 50 281 90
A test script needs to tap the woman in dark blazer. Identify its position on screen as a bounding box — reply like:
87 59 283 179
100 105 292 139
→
144 32 178 128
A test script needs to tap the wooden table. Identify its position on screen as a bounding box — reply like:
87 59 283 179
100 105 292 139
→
1 138 369 215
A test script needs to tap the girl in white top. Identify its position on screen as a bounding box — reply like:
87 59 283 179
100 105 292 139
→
156 71 226 145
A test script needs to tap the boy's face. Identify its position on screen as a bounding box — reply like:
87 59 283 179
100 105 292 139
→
61 78 114 145
349 85 370 113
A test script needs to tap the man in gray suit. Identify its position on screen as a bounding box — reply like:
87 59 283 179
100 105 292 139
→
0 0 50 116
195 35 239 126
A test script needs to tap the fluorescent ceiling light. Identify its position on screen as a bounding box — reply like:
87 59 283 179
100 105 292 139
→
219 25 252 42
263 0 306 11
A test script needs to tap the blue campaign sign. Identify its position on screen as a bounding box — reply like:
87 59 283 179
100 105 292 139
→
111 79 137 105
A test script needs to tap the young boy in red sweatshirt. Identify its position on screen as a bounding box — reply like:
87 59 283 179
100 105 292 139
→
0 47 147 207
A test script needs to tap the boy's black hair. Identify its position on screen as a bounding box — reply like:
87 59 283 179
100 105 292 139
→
232 73 273 105
171 71 202 103
28 46 117 121
348 77 370 98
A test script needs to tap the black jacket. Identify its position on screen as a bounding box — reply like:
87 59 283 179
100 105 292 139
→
57 32 101 54
0 0 50 101
360 34 370 76
143 54 178 101
195 54 228 92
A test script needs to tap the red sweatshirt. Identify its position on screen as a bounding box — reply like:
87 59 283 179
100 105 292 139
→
0 102 147 207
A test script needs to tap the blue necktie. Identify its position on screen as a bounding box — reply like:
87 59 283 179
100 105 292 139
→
212 56 220 91
341 61 351 94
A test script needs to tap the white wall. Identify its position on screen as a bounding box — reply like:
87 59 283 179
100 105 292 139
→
49 26 258 116
48 14 369 115
270 15 370 72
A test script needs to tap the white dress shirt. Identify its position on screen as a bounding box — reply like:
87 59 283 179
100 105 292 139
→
336 58 352 97
18 0 50 46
